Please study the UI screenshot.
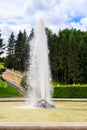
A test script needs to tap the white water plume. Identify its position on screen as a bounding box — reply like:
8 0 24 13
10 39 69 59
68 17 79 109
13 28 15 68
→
27 19 53 104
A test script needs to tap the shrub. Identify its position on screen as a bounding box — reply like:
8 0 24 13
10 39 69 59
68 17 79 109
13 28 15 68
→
0 67 6 74
0 79 8 88
21 74 28 90
53 85 87 98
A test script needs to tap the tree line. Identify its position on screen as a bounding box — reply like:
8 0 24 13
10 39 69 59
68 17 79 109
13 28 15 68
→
0 28 87 84
46 28 87 84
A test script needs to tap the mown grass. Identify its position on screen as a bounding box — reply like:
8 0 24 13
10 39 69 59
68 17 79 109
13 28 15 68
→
0 78 23 97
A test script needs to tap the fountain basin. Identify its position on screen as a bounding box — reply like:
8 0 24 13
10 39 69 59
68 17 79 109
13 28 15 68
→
0 98 87 122
0 98 87 129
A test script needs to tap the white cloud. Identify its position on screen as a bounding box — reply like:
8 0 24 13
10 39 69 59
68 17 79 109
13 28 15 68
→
80 17 87 27
0 1 25 19
0 0 87 50
0 23 31 45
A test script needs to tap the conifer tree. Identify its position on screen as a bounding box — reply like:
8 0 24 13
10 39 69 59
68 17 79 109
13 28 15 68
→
5 32 15 68
0 30 4 56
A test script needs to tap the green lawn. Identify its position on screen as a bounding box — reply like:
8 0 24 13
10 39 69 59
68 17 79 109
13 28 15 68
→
0 78 23 97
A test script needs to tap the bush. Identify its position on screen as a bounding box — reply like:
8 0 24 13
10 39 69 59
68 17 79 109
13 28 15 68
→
0 62 5 74
53 85 87 98
0 79 8 88
0 67 6 74
21 74 28 90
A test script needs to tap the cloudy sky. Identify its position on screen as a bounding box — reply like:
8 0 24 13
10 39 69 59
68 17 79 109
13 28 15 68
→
0 0 87 46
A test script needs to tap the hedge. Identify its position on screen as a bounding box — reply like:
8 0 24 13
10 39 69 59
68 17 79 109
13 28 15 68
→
53 86 87 98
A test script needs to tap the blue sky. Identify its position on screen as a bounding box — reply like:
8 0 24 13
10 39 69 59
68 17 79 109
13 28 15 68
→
0 0 87 46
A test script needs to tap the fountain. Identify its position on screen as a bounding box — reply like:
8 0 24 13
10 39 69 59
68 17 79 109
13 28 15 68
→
0 19 87 130
27 19 55 108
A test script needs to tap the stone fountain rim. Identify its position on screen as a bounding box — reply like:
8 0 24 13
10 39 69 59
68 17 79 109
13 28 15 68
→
0 122 87 130
0 97 87 102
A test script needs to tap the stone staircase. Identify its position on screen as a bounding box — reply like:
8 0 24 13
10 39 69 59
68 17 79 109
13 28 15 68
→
2 69 25 95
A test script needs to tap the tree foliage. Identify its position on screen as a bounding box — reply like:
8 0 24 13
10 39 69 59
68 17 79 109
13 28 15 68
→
5 32 15 69
0 30 4 56
4 28 87 84
46 28 87 84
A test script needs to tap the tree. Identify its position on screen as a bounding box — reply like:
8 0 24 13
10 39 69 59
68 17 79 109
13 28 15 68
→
8 32 15 55
15 30 28 71
67 29 81 84
25 28 34 71
58 29 70 84
0 30 4 56
78 32 87 83
5 32 15 69
46 28 59 81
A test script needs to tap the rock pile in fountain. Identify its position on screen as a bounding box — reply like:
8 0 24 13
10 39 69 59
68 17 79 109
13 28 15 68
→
33 99 55 108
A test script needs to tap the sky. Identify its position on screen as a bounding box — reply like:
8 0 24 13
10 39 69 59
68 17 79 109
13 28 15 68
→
0 0 87 47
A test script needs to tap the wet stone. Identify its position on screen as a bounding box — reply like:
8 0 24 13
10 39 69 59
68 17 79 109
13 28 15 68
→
33 99 55 108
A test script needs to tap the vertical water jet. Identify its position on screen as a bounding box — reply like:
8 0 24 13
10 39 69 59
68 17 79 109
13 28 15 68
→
27 19 55 108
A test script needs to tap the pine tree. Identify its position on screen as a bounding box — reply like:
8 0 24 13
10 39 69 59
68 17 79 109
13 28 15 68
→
78 33 87 83
15 30 28 71
58 29 70 84
0 30 4 56
25 28 34 71
67 29 80 84
8 32 15 55
5 32 15 69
